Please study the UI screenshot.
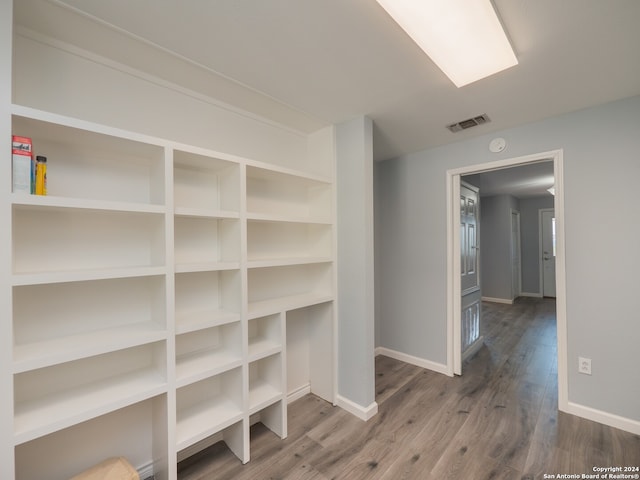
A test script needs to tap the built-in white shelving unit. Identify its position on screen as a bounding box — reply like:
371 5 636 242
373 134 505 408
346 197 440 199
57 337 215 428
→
6 105 335 480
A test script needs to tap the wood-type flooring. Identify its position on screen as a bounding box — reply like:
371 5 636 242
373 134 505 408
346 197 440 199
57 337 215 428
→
178 298 640 479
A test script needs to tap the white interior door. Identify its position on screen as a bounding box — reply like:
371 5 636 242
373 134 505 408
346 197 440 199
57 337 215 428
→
460 182 481 367
540 209 556 297
460 183 479 294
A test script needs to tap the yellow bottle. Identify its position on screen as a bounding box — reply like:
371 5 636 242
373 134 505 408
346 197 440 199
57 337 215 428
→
35 155 47 196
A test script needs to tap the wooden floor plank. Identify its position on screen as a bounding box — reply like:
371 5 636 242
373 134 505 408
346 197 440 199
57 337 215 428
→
178 298 640 479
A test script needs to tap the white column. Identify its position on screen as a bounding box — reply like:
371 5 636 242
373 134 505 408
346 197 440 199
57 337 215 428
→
335 116 377 420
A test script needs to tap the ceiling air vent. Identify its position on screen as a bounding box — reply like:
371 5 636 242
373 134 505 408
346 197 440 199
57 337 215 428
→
447 114 491 133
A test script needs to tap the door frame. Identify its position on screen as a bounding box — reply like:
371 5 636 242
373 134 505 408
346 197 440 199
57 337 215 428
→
510 209 522 300
446 149 568 412
539 208 556 297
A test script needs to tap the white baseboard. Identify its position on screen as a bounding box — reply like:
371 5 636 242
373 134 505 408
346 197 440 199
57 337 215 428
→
335 395 378 421
137 461 155 480
375 346 451 376
287 384 311 404
462 336 484 362
481 296 514 304
563 401 640 436
519 292 543 298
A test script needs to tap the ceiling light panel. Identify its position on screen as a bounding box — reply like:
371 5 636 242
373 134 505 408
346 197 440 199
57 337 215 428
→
376 0 518 87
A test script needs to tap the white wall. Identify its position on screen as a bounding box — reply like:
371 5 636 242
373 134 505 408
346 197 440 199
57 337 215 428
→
12 32 312 174
0 2 14 476
375 95 640 426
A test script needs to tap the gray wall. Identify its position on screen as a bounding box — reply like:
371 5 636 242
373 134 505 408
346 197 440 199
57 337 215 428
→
337 116 376 410
519 196 555 294
375 95 640 422
478 194 519 300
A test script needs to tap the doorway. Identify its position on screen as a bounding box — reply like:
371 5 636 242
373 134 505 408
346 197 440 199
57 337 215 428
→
446 149 568 410
540 208 557 297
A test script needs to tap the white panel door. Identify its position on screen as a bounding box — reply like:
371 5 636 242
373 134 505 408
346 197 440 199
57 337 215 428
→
541 209 556 297
460 183 479 294
460 181 481 366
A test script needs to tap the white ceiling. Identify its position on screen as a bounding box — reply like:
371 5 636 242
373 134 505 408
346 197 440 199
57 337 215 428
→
464 161 555 199
18 0 640 163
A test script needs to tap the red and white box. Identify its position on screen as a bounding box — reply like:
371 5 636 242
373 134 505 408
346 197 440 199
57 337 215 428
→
12 135 32 194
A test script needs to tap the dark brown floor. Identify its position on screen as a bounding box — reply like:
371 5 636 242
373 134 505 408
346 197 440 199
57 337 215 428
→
178 298 640 479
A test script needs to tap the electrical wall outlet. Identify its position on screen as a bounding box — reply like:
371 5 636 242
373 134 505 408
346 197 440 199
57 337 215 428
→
578 357 592 375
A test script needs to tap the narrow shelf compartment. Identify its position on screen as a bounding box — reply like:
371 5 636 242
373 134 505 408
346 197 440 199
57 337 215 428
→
12 205 165 275
176 368 243 451
246 166 332 222
13 275 167 373
174 216 240 266
247 219 332 263
175 270 241 335
12 113 165 205
248 314 282 362
249 353 283 414
286 303 334 404
174 149 240 213
15 396 169 480
14 342 167 445
247 263 333 318
176 323 242 388
249 401 286 440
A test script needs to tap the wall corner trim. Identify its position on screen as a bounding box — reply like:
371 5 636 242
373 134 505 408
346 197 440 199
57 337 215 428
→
335 395 378 422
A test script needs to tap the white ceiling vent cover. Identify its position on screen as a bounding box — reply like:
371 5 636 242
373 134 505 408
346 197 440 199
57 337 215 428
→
447 114 491 133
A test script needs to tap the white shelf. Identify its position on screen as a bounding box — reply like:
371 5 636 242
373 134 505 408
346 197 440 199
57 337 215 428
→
12 111 166 205
175 310 240 335
11 194 166 214
173 149 240 214
248 380 283 415
15 397 168 480
176 351 241 389
174 262 240 274
174 207 239 219
13 322 166 373
176 369 243 451
12 265 167 286
245 212 331 224
175 270 241 332
174 216 240 265
248 314 282 362
246 165 332 222
248 339 281 362
176 399 243 452
12 206 165 275
175 323 242 388
248 354 283 414
247 257 332 269
14 367 166 445
6 103 335 477
248 293 333 319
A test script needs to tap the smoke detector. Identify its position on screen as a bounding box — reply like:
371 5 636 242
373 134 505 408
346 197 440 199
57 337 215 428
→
446 114 491 133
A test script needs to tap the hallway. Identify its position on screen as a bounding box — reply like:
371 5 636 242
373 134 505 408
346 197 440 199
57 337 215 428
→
178 298 640 479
